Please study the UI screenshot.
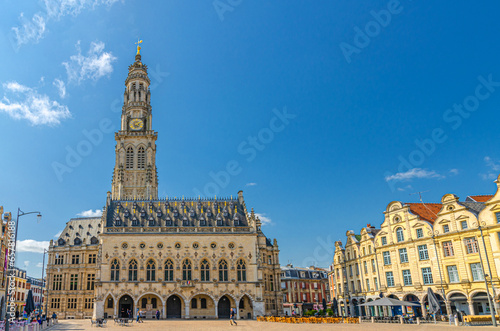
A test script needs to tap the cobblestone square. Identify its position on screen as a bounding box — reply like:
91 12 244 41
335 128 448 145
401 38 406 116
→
50 319 491 331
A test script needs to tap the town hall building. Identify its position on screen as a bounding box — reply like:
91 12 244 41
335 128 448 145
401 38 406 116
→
46 49 282 320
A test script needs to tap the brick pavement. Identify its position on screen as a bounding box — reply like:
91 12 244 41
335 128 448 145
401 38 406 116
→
49 319 493 331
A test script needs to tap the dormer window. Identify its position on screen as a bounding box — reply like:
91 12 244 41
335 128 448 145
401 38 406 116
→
115 217 122 226
124 210 130 218
174 209 179 217
190 209 195 217
183 217 189 226
166 219 172 226
58 239 66 246
132 218 140 226
156 210 162 217
207 210 212 217
200 219 206 226
217 219 223 226
74 238 82 246
140 209 146 217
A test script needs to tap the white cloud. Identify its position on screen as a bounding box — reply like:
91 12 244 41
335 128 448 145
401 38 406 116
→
255 213 273 226
54 230 62 238
17 239 49 253
397 185 413 192
12 13 46 47
480 156 500 181
449 169 459 175
24 261 30 267
11 0 122 47
77 209 102 217
36 262 43 268
0 81 71 125
245 183 257 186
63 41 117 84
385 168 443 182
53 78 66 98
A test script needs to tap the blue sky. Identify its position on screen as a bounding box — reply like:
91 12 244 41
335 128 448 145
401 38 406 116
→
1 0 500 277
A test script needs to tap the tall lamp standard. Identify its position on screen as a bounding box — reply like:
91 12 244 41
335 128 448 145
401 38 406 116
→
40 249 48 317
428 230 447 314
3 209 41 331
473 220 498 326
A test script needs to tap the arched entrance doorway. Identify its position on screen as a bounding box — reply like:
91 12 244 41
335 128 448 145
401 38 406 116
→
239 295 253 320
352 299 359 316
449 293 469 315
471 292 491 315
387 295 401 316
404 294 421 317
167 295 182 319
218 296 231 319
119 295 133 318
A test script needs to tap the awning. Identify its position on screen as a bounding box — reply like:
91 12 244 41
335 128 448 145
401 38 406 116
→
359 297 420 307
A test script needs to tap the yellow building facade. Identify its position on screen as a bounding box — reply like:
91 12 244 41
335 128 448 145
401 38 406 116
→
333 174 500 317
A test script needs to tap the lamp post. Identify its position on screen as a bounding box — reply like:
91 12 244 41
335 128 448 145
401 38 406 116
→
3 209 41 331
428 230 447 314
40 249 48 318
473 221 498 326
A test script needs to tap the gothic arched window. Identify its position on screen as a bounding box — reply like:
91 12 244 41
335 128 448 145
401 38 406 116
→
128 259 138 281
137 146 145 169
219 259 228 282
146 259 156 281
237 259 246 282
200 259 210 282
126 146 134 169
182 259 192 281
110 259 120 281
164 259 174 281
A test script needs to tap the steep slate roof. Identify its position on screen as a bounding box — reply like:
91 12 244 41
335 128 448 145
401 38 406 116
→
55 217 101 247
466 195 493 202
458 201 487 216
406 203 442 223
105 196 248 228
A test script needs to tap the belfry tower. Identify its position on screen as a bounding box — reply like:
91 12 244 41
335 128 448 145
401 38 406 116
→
111 48 158 200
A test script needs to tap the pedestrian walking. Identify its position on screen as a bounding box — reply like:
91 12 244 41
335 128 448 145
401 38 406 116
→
156 310 160 320
230 308 237 326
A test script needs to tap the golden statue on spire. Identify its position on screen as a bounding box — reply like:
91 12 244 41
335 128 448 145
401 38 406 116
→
135 39 143 55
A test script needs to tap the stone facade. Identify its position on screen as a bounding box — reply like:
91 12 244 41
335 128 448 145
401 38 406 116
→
333 175 500 317
47 52 282 320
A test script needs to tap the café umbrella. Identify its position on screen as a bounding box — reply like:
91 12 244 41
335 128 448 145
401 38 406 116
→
24 290 35 317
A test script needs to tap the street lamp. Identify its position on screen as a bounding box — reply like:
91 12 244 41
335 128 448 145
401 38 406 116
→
3 209 41 331
428 229 447 313
40 249 48 318
473 220 498 326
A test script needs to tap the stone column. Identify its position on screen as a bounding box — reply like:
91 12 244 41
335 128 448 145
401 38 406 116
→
421 300 427 318
215 302 218 319
94 300 104 319
468 301 475 316
184 301 190 319
162 303 166 320
236 299 240 319
114 301 118 318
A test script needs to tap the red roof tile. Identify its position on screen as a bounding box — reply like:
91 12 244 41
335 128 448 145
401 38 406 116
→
467 195 493 202
406 203 442 223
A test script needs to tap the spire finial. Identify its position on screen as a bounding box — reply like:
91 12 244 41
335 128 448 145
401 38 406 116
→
135 39 143 55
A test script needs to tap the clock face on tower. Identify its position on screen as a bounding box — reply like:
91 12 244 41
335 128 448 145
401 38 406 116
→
129 118 144 131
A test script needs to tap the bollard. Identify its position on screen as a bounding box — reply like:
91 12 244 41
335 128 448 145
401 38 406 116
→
400 316 403 324
371 316 374 323
416 317 420 325
359 316 362 323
